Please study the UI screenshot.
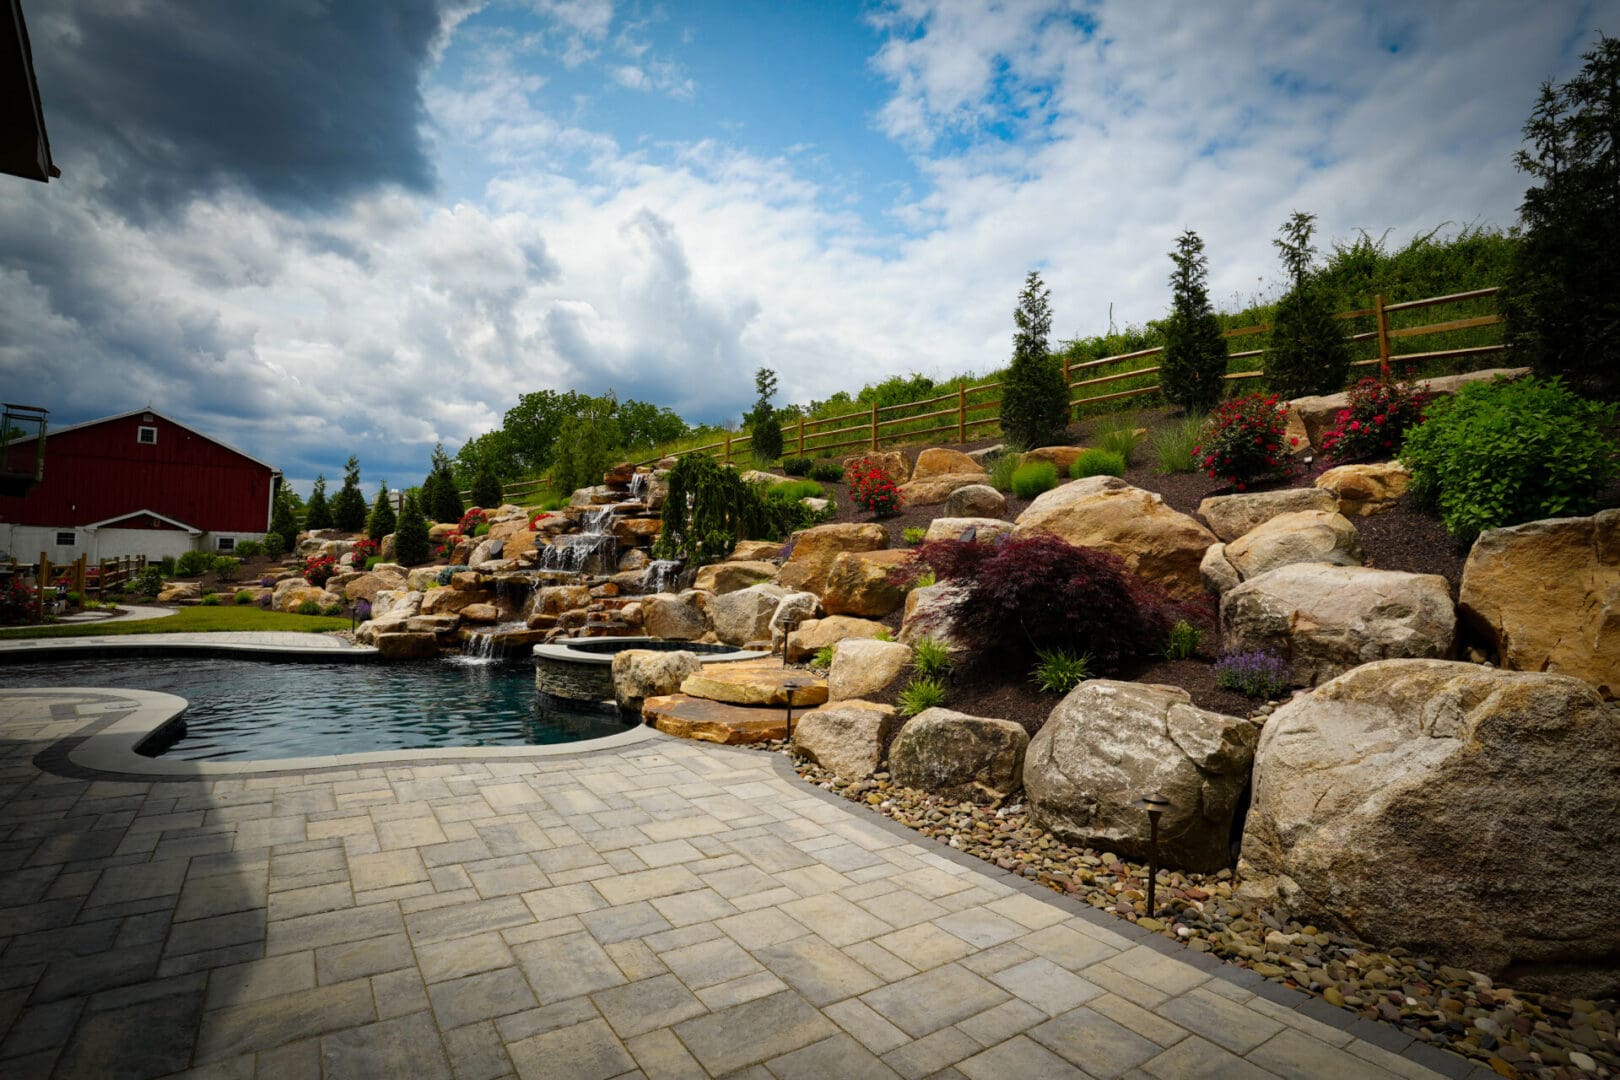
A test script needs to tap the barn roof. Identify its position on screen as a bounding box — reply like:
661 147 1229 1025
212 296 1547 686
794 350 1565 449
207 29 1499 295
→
2 0 57 183
39 407 281 474
83 509 202 533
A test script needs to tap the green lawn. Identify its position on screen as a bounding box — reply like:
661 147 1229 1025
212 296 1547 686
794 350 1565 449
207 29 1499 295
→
0 606 351 640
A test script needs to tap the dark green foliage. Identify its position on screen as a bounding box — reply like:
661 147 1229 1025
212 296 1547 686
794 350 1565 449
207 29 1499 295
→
393 493 431 566
366 483 396 541
295 599 320 616
133 566 165 598
304 475 333 530
1163 620 1201 661
808 461 844 482
782 456 813 476
1071 449 1126 478
1501 35 1620 400
653 454 821 567
331 456 368 532
1401 375 1619 544
897 677 947 718
1000 271 1070 448
175 550 215 577
1265 212 1351 398
214 557 240 582
911 637 952 678
419 471 441 521
988 452 1021 492
269 485 299 552
1010 461 1059 498
551 399 620 497
471 463 504 509
234 539 264 559
262 532 286 560
1160 229 1228 413
428 444 464 525
1031 648 1092 693
747 368 784 463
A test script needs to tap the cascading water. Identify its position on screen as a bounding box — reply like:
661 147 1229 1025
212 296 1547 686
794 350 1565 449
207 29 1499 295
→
640 559 682 594
455 621 529 664
539 504 618 573
629 472 649 500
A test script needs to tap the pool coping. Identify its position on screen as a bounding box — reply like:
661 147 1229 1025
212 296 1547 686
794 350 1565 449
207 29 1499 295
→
0 638 376 661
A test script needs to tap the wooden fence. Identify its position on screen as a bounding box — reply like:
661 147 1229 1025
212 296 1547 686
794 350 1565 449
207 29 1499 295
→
638 286 1506 467
5 553 147 620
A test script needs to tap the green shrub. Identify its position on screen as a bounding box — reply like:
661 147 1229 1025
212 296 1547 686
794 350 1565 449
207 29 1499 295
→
808 461 844 483
1265 212 1351 398
262 533 286 560
1149 414 1205 474
1010 461 1059 499
393 492 432 566
366 483 397 541
874 627 895 642
1091 411 1143 461
747 368 784 462
1001 271 1071 449
766 479 824 502
1163 620 1201 661
175 550 215 577
473 522 492 537
234 539 264 560
1401 375 1619 544
213 557 241 582
364 556 382 570
810 645 835 669
988 452 1022 492
133 567 164 597
234 590 254 605
654 454 824 567
782 456 813 477
332 456 369 532
322 602 344 616
911 636 952 679
295 600 320 616
897 677 947 718
901 526 928 546
157 556 177 577
1031 648 1092 693
304 475 334 530
470 464 504 511
910 569 937 589
200 593 222 606
1071 449 1125 479
1160 229 1230 413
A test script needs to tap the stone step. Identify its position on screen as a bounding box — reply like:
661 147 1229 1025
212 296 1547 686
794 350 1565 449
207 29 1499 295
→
641 694 789 745
679 658 828 707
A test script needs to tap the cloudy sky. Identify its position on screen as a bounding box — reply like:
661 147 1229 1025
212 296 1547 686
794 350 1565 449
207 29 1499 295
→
3 0 1612 493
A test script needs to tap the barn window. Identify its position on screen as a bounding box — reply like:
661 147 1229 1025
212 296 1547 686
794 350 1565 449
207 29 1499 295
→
137 426 158 445
216 537 235 552
55 531 76 546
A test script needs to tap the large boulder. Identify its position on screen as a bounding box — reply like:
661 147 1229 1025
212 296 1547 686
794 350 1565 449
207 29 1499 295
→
1021 446 1085 474
842 450 910 484
369 589 422 621
277 586 342 614
373 631 441 659
923 517 1014 544
897 473 994 507
343 568 408 603
768 591 822 651
1013 477 1217 599
828 639 912 701
680 659 827 708
1459 509 1620 698
1287 368 1529 453
944 484 1007 519
785 615 888 662
710 583 788 646
728 540 783 562
1222 510 1363 582
641 592 708 641
898 582 967 649
156 582 201 603
1314 462 1410 517
1025 682 1255 874
693 561 778 595
776 523 887 597
1239 659 1620 995
821 550 910 617
1221 564 1455 687
790 701 897 781
271 577 313 604
611 649 702 713
485 519 539 561
1197 488 1338 543
911 448 986 481
889 709 1028 801
420 583 494 617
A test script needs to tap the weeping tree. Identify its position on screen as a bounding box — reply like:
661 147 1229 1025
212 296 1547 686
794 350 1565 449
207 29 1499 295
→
999 271 1070 449
652 454 817 567
366 482 396 541
304 475 333 530
1265 212 1350 399
393 492 431 566
331 455 369 532
1160 229 1229 413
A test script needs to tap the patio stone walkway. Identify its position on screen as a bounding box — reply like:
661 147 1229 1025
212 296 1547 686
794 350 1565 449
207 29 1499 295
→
0 689 1483 1079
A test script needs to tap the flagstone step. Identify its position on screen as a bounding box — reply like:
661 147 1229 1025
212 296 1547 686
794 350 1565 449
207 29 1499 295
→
641 693 793 745
679 658 828 707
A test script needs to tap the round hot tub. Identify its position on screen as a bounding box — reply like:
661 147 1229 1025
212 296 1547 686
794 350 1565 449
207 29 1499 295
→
532 637 767 704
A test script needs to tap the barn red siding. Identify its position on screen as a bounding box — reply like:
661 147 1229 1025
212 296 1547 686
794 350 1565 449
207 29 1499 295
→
3 414 274 532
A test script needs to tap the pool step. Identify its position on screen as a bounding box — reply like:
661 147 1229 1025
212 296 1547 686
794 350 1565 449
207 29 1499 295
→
678 658 828 708
641 694 791 745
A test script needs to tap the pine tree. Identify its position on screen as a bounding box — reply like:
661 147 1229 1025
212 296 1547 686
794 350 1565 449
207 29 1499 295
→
1160 230 1229 414
304 475 333 530
1501 34 1620 400
331 455 369 532
471 463 504 509
552 398 621 496
418 471 442 523
366 482 396 541
747 368 783 463
429 444 463 523
269 484 299 553
393 492 431 566
1265 212 1350 399
999 271 1070 449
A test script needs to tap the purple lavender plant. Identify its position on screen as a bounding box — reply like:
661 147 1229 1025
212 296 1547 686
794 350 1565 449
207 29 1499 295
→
1213 649 1290 699
259 575 276 588
354 599 372 622
256 592 272 609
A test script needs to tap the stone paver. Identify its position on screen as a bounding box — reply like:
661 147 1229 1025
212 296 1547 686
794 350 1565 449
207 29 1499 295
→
0 688 1457 1078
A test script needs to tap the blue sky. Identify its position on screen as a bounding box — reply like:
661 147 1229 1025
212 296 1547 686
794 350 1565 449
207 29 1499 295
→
2 0 1615 496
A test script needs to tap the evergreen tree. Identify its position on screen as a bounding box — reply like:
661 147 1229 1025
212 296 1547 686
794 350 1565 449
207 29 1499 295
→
418 470 442 523
471 463 504 509
1265 212 1351 399
331 455 369 532
999 271 1070 449
304 475 333 530
269 483 299 553
1160 230 1229 414
552 398 622 496
746 368 784 463
428 443 464 523
1501 34 1620 400
393 492 431 566
366 482 396 541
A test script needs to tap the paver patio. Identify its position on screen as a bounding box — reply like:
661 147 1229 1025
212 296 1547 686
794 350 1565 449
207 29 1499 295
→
0 687 1483 1079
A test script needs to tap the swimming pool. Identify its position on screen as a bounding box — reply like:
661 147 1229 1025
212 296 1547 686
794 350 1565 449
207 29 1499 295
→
0 655 634 760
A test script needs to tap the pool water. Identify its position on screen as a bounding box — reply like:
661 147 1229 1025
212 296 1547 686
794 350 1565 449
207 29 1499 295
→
0 656 634 760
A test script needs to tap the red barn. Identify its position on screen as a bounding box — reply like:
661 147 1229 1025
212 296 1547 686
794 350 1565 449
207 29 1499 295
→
1 408 280 564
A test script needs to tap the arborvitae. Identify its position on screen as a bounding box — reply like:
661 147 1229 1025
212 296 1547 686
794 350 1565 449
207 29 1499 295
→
747 368 783 463
1265 212 1350 399
269 485 299 553
331 455 369 532
418 471 442 523
304 475 333 530
366 482 396 541
998 271 1070 449
471 463 504 509
1501 34 1620 400
1160 229 1228 414
428 444 464 523
393 492 431 566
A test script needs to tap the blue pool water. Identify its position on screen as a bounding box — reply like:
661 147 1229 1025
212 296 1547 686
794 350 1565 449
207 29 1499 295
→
0 655 634 760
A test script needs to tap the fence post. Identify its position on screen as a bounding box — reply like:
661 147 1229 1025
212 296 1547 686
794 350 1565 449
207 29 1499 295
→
724 432 731 466
797 418 804 457
957 385 967 443
73 554 86 599
1374 293 1391 380
37 552 49 621
870 402 879 451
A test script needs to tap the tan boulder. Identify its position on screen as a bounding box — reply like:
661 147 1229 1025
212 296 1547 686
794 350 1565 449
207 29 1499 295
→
890 709 1028 801
709 584 788 646
912 448 986 481
428 523 458 542
1222 510 1363 581
923 517 1014 544
1459 509 1620 698
776 523 887 597
790 701 897 780
1197 488 1339 542
1013 477 1217 599
277 586 334 613
420 584 494 616
694 561 778 595
611 649 702 713
943 484 1007 519
343 569 407 603
641 695 785 745
532 585 591 618
1022 446 1085 474
641 593 708 641
785 615 888 662
728 540 783 562
769 592 823 651
370 589 422 621
374 632 441 659
828 639 912 701
680 659 828 707
897 473 994 507
156 582 201 603
842 450 910 484
611 517 662 546
821 550 911 618
406 567 443 591
898 582 967 649
1199 544 1241 597
460 603 500 624
407 614 460 635
1314 462 1411 517
270 577 312 604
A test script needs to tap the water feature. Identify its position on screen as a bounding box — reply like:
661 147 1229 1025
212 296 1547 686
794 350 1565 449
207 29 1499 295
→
458 620 531 664
640 559 683 593
539 503 618 574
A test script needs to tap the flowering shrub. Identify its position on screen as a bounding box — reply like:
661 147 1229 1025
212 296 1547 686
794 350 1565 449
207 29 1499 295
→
458 507 488 532
845 456 902 516
302 554 337 587
1214 649 1291 698
527 509 552 531
0 578 40 625
1319 378 1432 464
1193 393 1296 489
350 537 379 564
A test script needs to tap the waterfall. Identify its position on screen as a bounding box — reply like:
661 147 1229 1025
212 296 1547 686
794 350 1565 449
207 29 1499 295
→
456 620 529 664
629 472 649 499
639 559 682 594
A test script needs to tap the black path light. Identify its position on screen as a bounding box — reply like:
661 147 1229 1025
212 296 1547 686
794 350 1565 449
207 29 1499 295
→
1131 791 1172 918
780 678 807 742
779 610 805 668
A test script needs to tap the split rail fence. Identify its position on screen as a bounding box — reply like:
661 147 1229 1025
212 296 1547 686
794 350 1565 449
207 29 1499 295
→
5 553 147 620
